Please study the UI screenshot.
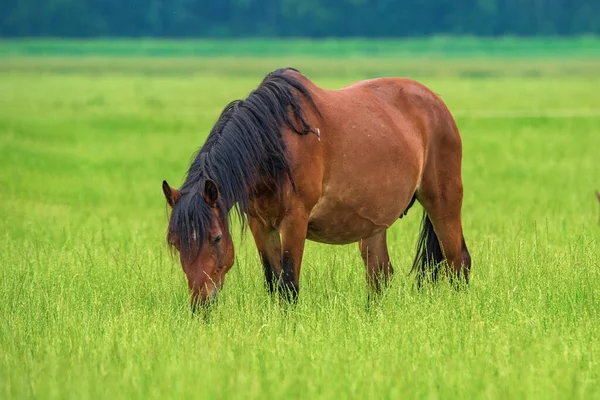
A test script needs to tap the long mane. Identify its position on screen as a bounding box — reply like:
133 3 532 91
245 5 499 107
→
167 68 317 257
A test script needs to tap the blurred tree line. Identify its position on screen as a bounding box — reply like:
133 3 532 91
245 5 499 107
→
1 0 599 37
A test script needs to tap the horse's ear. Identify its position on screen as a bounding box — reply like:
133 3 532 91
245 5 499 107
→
162 180 181 208
203 179 219 207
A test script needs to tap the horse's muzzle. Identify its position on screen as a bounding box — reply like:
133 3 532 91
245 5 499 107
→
190 287 219 314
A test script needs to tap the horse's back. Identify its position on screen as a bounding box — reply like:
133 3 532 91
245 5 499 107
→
340 77 451 123
316 76 454 179
336 76 463 175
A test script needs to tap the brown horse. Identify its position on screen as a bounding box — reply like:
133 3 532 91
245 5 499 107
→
162 68 471 310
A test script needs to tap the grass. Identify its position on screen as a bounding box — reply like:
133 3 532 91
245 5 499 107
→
4 56 600 79
2 37 600 58
1 48 599 399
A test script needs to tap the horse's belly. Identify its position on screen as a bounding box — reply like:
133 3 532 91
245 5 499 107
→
306 194 404 244
307 216 379 244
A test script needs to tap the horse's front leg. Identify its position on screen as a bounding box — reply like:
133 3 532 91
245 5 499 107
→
277 211 309 302
249 217 281 294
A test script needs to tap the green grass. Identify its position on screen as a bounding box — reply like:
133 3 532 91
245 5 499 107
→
2 37 600 58
4 56 600 79
1 52 599 399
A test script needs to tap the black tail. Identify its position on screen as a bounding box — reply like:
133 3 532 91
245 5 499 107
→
411 211 444 286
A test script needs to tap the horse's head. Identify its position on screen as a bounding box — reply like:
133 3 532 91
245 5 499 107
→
162 179 235 312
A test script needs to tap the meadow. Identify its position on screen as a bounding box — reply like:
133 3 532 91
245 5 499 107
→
1 39 599 399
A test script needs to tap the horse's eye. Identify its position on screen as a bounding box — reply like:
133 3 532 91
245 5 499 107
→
212 234 222 246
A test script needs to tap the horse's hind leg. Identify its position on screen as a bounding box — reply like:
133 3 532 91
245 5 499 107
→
359 230 393 293
417 176 471 284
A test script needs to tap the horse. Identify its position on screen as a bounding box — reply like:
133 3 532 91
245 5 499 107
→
162 67 472 311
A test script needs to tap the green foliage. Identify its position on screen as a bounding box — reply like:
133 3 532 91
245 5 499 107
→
1 52 600 398
1 0 600 37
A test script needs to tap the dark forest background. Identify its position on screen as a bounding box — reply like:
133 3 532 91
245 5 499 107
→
1 0 599 38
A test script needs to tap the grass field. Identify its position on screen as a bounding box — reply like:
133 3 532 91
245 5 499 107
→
3 37 600 58
1 39 600 399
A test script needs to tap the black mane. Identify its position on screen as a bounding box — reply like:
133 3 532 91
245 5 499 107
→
167 68 317 257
